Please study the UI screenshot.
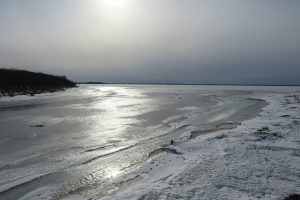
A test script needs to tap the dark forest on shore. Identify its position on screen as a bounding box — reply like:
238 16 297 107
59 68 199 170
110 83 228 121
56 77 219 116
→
0 68 76 97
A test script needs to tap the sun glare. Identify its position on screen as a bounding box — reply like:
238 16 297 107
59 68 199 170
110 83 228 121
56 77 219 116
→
105 0 126 7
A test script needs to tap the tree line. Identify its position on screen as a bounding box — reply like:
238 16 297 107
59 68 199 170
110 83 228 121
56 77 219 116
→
0 68 77 97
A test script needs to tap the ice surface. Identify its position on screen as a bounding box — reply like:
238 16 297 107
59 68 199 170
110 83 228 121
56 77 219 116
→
0 85 299 200
98 91 300 200
0 173 49 194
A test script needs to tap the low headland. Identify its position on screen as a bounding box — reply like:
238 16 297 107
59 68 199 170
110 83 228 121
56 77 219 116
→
0 68 76 97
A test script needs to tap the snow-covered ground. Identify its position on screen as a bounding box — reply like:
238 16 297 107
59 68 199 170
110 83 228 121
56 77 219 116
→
1 86 299 200
96 92 300 200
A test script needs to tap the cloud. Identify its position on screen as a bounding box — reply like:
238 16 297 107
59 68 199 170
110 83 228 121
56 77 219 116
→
0 0 300 84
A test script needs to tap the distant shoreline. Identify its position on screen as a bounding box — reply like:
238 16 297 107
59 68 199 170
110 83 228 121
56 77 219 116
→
78 82 104 84
78 82 300 87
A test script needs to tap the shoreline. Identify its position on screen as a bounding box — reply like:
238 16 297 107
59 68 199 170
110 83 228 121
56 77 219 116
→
77 83 300 87
0 87 75 98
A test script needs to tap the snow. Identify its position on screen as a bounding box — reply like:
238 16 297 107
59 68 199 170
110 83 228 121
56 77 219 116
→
1 86 299 200
95 92 300 200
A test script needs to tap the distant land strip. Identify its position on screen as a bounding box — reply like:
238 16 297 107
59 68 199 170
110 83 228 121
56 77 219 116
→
0 68 76 97
78 82 105 84
91 82 300 87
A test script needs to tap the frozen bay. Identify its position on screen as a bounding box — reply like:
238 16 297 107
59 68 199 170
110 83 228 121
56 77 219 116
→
0 85 299 200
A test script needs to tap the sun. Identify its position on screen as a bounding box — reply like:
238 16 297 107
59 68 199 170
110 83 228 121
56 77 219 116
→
105 0 126 7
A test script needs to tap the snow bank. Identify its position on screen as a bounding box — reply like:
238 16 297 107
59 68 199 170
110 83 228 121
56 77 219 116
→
97 92 300 200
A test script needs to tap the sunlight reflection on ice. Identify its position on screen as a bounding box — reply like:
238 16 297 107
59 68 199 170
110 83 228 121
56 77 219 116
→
106 167 121 178
88 86 151 138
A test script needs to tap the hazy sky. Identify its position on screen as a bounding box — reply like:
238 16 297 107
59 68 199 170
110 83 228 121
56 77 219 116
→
0 0 300 84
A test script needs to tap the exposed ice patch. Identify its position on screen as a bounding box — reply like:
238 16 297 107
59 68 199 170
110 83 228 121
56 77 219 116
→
0 173 50 194
18 186 56 200
177 106 198 111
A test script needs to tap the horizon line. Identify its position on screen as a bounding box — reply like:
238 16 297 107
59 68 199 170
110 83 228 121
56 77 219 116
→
77 82 300 87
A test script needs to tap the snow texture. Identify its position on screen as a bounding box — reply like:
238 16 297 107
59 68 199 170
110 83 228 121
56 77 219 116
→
97 93 300 200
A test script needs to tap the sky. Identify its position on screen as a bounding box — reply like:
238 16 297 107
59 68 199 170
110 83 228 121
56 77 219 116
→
0 0 300 84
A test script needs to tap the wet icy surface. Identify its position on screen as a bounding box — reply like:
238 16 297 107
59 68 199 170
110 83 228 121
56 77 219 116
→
100 88 300 200
0 85 298 200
